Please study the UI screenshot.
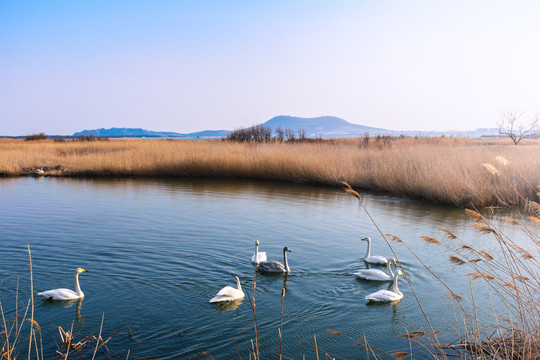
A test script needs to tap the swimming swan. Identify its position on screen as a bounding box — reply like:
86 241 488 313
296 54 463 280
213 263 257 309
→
362 237 388 265
38 268 87 300
355 258 396 281
251 240 267 265
209 275 245 303
365 269 404 302
257 247 291 273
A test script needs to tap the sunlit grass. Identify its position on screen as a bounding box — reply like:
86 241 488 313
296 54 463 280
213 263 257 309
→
0 137 539 207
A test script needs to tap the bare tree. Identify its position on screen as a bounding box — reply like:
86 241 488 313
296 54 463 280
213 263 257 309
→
297 128 306 140
275 126 285 142
498 111 540 145
285 128 295 141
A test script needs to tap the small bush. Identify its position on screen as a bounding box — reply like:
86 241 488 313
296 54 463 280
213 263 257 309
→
24 133 47 141
226 125 272 142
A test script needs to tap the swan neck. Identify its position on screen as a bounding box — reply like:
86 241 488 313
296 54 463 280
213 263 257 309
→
255 243 259 256
236 278 242 291
364 238 371 258
387 262 394 277
283 250 290 272
74 273 83 296
393 273 402 295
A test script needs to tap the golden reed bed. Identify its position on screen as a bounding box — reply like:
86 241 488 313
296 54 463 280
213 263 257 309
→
1 137 539 207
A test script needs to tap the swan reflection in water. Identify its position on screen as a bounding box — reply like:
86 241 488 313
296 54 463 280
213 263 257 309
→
40 298 84 325
213 298 244 312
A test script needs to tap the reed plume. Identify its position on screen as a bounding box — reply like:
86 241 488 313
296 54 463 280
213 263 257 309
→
449 255 467 265
528 201 540 216
467 272 495 280
472 223 496 234
448 291 464 301
438 227 457 239
481 163 501 176
390 351 409 359
386 234 403 243
479 250 494 260
495 156 510 166
420 235 441 245
500 216 520 226
465 209 485 222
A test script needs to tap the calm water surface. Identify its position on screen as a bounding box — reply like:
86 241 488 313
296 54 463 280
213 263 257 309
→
0 178 534 359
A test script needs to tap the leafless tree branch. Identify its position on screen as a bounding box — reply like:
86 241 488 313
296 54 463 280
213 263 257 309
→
498 110 539 145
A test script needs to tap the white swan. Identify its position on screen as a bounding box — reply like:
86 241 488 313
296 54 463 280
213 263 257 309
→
365 269 404 302
209 275 245 303
34 167 44 175
38 268 87 300
355 258 396 281
251 240 267 265
362 237 388 265
257 247 291 273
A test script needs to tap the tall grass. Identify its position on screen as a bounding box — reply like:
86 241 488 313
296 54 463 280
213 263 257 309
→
342 180 540 360
1 137 539 207
0 247 115 360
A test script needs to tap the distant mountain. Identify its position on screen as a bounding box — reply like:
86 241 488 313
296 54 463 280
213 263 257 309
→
184 129 230 138
262 116 500 138
262 116 386 137
73 118 500 140
74 128 182 138
73 127 229 138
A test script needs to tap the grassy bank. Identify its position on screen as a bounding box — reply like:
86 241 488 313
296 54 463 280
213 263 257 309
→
1 137 539 207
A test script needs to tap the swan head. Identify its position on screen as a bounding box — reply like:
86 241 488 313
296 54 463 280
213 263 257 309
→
230 274 241 289
389 258 397 266
75 268 87 274
361 237 371 242
397 269 404 276
283 247 291 253
255 240 260 246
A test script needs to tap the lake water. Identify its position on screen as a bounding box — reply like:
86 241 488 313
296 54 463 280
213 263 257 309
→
0 177 535 359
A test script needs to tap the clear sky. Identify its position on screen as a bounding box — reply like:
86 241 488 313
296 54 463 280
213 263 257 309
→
1 0 540 135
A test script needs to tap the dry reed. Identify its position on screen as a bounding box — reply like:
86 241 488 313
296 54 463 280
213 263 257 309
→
1 248 120 360
1 137 539 207
438 228 458 239
341 174 540 360
420 236 442 245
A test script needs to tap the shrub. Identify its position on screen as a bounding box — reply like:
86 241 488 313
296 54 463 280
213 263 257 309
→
24 133 47 141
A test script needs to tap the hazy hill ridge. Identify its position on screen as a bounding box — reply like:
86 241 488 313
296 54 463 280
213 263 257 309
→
73 116 499 139
262 116 386 137
73 127 229 138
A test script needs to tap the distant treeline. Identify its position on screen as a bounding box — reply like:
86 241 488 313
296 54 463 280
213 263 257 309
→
225 125 308 143
23 132 110 142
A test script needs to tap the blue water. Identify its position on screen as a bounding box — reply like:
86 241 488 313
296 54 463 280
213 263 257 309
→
0 177 535 359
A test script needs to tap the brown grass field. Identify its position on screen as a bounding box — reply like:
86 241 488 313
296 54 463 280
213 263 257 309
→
1 137 539 207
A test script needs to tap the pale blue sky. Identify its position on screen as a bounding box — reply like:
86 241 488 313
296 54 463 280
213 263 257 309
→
2 1 540 135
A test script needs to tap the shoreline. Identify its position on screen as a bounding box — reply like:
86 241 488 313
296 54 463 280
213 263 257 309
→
1 137 539 208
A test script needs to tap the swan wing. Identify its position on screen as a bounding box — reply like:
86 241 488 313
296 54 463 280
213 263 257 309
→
251 252 268 264
365 290 402 302
354 269 392 281
257 252 267 263
210 288 244 303
257 260 285 273
215 286 239 297
364 256 388 265
38 288 81 300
